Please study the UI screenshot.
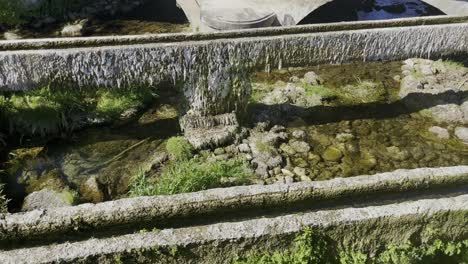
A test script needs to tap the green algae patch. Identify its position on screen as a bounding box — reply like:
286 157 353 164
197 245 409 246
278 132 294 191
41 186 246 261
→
302 83 337 100
0 86 158 136
235 228 468 264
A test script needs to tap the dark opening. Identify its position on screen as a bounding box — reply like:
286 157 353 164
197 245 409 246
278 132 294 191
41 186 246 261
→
121 0 188 23
299 0 446 25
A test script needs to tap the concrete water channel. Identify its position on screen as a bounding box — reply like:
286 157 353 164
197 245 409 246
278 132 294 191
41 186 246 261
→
0 11 467 264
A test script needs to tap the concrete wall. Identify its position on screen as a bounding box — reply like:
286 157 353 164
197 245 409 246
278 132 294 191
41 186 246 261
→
1 166 467 245
0 17 467 119
1 194 467 263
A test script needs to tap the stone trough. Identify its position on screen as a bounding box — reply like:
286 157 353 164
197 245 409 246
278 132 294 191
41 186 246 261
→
1 15 468 263
0 166 467 263
0 15 467 146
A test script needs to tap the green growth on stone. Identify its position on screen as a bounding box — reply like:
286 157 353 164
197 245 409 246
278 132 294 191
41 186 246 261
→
96 89 155 119
338 80 386 105
234 227 330 264
302 83 337 100
129 159 251 196
166 137 194 161
236 228 468 264
0 85 157 136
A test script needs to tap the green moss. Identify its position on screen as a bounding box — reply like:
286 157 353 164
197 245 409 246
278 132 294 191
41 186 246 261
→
337 80 385 105
432 60 465 71
166 137 194 161
236 228 468 264
255 141 276 155
0 86 157 136
58 189 78 205
129 159 252 196
235 228 330 264
302 83 337 99
96 88 155 119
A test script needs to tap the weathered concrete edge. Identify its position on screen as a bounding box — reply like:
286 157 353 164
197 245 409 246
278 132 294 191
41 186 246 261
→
0 166 467 242
0 15 467 51
1 194 467 264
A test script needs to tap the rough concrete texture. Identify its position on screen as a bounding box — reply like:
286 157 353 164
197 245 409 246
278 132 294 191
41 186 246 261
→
1 194 467 264
0 15 466 52
0 166 467 243
0 22 467 120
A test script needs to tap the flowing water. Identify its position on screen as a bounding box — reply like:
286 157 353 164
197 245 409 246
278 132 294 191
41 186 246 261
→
1 59 468 211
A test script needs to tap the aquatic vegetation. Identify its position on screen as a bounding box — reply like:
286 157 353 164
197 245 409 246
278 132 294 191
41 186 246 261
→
301 83 337 100
337 80 386 105
235 228 468 264
0 86 158 136
129 159 251 196
165 137 194 161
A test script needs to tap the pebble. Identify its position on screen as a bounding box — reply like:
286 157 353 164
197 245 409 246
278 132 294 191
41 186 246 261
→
285 176 294 184
290 141 311 153
322 146 343 162
280 143 297 156
238 143 251 153
281 169 295 177
293 167 307 178
292 130 307 140
428 126 450 140
455 127 468 143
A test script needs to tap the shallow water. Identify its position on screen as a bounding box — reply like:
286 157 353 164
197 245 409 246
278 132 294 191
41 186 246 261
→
250 60 468 180
1 59 467 210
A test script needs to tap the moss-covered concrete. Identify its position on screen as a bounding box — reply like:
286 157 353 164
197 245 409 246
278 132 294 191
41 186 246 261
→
0 166 467 245
0 194 466 263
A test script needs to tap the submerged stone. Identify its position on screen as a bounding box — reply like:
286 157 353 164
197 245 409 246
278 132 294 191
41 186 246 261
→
22 189 75 211
322 147 343 162
455 127 468 144
428 126 450 140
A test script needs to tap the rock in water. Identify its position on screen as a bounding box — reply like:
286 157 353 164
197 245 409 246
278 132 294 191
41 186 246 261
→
455 127 468 143
3 31 22 40
80 176 105 203
61 20 88 37
322 146 343 162
22 189 75 211
428 126 450 140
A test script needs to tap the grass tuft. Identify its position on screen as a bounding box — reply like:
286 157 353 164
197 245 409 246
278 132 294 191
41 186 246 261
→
129 159 252 197
166 137 194 161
